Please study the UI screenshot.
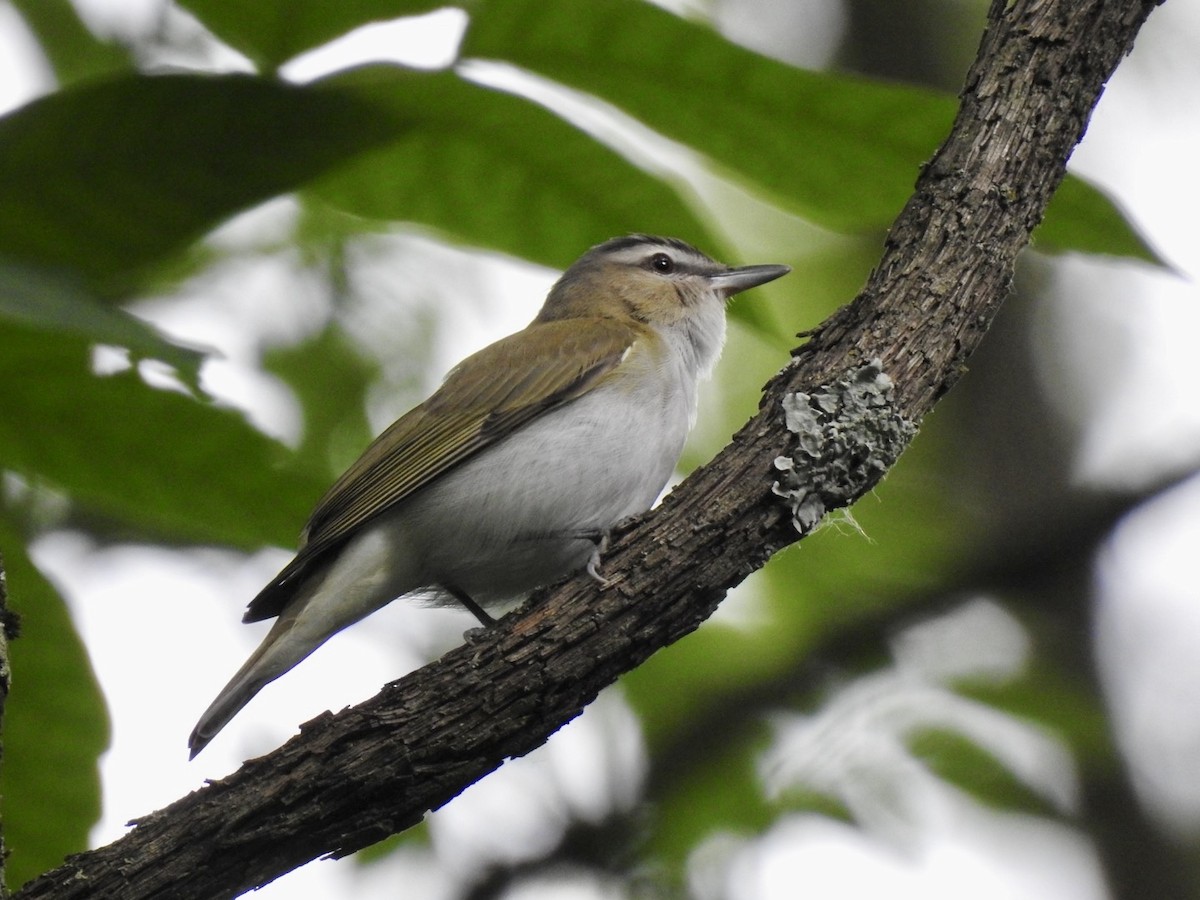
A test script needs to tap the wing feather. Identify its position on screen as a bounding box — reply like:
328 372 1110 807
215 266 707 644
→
244 317 638 621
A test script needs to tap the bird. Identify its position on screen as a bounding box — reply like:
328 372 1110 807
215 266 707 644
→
188 234 789 757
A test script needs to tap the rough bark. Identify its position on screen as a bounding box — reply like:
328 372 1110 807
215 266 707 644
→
15 0 1164 897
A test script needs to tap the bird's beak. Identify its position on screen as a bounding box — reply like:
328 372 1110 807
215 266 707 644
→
708 263 791 297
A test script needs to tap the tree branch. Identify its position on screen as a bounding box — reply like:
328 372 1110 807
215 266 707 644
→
16 0 1163 896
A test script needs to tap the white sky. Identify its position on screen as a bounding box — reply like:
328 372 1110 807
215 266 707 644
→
5 1 1200 898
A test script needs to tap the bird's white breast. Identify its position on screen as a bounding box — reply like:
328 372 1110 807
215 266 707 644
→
383 324 714 604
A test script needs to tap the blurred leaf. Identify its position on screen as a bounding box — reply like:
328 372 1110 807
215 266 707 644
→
0 67 713 296
623 622 809 752
646 729 776 880
0 73 399 292
0 322 327 549
1033 174 1160 264
177 0 450 71
0 261 207 383
907 727 1062 816
353 820 430 865
0 519 108 891
311 66 715 269
263 323 378 478
8 0 133 85
769 787 854 825
462 0 1161 265
961 667 1117 774
462 0 937 231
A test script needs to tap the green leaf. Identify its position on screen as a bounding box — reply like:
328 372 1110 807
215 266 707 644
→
961 668 1116 774
1033 174 1160 263
0 261 207 382
462 0 1159 264
176 0 451 71
0 522 108 890
311 67 715 269
353 820 430 865
0 73 399 292
462 0 945 232
0 323 327 549
645 728 776 881
623 622 808 753
7 0 133 85
907 727 1061 816
263 323 379 478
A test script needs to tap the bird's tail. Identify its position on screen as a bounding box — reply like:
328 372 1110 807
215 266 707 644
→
189 524 420 757
187 608 315 758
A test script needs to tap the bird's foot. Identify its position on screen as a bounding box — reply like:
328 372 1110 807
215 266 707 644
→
575 529 614 588
462 625 491 643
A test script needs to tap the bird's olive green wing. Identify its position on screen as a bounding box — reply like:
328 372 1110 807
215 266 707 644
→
244 317 639 621
305 315 641 554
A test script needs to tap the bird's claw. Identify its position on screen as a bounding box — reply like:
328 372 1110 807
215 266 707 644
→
463 625 491 643
583 530 614 588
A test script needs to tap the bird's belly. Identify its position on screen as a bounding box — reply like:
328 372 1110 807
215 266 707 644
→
394 382 691 603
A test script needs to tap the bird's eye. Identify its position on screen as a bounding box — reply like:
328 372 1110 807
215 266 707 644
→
649 253 674 274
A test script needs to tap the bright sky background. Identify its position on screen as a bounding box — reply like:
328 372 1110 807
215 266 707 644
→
3 1 1200 898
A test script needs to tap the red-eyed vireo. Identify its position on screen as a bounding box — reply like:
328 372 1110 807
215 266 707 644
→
188 235 789 757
